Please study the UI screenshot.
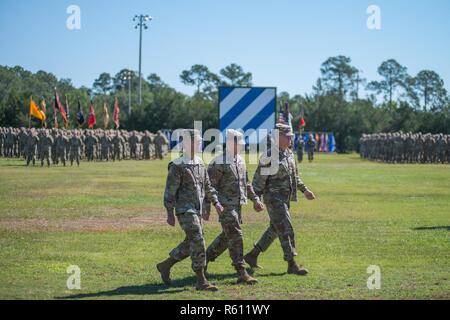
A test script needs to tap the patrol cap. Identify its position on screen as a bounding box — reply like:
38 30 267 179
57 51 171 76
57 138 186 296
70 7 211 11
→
226 129 245 145
275 123 294 137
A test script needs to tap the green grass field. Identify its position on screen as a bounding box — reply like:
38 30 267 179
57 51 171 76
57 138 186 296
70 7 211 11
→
0 153 449 300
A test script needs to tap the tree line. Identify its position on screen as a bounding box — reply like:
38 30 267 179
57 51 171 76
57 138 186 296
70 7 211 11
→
0 57 448 152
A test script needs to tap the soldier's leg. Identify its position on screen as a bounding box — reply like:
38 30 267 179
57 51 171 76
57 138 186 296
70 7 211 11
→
266 200 297 262
254 223 278 254
177 214 207 272
205 231 228 264
177 213 216 290
206 208 243 268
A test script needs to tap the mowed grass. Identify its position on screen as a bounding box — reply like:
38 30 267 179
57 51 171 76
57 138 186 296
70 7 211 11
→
0 154 449 300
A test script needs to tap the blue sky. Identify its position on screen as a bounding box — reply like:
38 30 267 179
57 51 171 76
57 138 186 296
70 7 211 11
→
0 0 449 96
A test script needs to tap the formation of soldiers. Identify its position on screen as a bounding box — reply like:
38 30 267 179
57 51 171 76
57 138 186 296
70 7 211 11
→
157 124 316 291
360 132 450 164
0 127 170 166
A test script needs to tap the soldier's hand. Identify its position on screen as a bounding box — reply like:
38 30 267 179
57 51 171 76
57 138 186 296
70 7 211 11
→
254 200 265 212
166 212 176 226
214 202 224 215
304 190 316 200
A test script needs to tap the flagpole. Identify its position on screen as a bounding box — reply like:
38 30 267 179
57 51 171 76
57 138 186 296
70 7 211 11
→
28 96 32 128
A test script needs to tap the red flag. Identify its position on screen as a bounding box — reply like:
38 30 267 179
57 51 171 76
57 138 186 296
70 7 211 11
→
54 89 68 127
113 96 120 129
88 101 97 129
299 117 305 127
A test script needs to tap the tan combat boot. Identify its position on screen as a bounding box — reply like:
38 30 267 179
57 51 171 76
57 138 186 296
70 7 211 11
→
236 267 258 285
243 246 262 269
287 260 309 275
195 269 218 292
156 257 177 285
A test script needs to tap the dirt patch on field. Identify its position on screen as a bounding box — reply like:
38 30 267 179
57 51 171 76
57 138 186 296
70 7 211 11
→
0 215 167 232
0 208 278 232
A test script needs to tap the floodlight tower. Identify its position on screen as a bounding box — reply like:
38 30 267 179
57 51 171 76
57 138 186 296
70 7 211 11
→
133 14 152 105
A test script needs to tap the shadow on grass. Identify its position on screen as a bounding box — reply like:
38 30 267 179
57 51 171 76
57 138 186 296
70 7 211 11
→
57 272 237 299
413 226 450 231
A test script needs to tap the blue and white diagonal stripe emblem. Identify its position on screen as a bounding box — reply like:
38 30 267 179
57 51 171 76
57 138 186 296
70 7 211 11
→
219 87 276 140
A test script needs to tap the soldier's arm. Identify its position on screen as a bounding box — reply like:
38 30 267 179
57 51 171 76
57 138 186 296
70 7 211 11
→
246 170 260 203
203 168 219 206
163 163 181 215
204 162 223 212
252 162 269 198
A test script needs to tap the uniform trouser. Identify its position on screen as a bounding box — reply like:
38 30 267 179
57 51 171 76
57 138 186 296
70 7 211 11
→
130 146 137 159
206 205 245 269
87 147 94 161
255 196 297 261
113 148 121 161
143 146 150 159
308 151 314 161
41 150 51 166
156 146 163 159
101 148 109 160
169 213 207 272
70 151 80 164
297 151 303 163
26 151 36 165
57 149 66 165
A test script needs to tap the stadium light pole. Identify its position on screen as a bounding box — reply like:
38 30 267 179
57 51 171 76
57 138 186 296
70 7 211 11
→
133 14 152 105
122 71 133 116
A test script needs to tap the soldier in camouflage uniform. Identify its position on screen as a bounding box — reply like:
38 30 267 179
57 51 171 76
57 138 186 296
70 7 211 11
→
55 130 69 166
18 127 28 159
100 131 111 161
243 124 316 275
112 131 123 161
204 129 264 285
128 131 139 160
69 131 82 166
141 131 152 160
4 128 14 158
40 130 54 167
154 130 168 160
84 131 98 162
157 129 224 291
25 129 39 166
307 133 316 162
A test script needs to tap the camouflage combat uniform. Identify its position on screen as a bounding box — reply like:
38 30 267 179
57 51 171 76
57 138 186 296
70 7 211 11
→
163 155 219 272
205 152 259 270
251 147 308 261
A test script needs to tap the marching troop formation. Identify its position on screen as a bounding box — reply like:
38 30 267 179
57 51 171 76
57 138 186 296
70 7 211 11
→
359 132 450 164
0 127 170 166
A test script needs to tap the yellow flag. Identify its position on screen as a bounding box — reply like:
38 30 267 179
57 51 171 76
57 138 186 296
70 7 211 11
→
103 102 110 129
29 97 46 121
